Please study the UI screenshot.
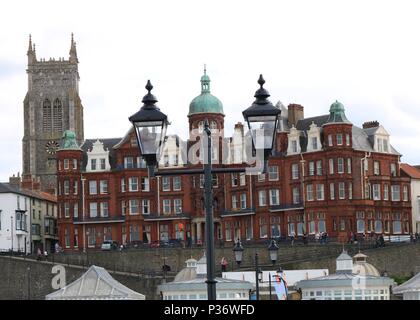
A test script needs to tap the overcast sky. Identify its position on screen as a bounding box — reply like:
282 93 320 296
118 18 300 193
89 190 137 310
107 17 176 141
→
1 0 420 181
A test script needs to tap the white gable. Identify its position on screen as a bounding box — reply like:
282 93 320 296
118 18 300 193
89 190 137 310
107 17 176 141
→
86 139 111 172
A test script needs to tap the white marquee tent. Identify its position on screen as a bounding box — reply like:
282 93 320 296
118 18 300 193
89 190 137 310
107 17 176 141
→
46 265 146 300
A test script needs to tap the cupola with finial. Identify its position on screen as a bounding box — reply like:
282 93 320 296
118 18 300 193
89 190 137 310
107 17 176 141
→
188 66 224 116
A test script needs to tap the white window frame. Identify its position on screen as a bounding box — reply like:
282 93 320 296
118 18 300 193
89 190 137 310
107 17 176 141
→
316 184 325 201
306 184 314 201
141 177 150 192
268 166 279 181
129 177 138 192
270 189 280 206
329 159 334 174
258 190 267 207
163 199 171 214
338 182 345 199
89 180 97 195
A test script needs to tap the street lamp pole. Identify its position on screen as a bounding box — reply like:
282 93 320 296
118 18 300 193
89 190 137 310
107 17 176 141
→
129 76 280 302
204 120 217 300
255 253 260 300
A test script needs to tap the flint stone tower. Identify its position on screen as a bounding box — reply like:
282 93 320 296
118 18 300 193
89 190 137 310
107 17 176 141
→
22 34 84 193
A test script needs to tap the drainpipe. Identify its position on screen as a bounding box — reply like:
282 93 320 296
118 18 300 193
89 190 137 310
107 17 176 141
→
300 153 306 235
81 175 86 252
360 152 371 199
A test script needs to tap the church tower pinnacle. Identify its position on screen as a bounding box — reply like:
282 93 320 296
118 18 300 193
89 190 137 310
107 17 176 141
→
69 33 78 64
27 34 36 64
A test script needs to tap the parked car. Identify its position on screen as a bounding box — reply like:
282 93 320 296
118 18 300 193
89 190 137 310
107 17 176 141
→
101 240 118 251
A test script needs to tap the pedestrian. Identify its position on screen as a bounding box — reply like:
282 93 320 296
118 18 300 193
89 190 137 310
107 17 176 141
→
221 257 228 272
379 234 385 247
37 248 42 261
44 250 48 260
303 233 308 245
290 232 295 246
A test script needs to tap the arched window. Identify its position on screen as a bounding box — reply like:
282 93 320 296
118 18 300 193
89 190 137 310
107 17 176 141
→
42 99 52 132
210 121 217 130
53 98 62 132
198 121 204 133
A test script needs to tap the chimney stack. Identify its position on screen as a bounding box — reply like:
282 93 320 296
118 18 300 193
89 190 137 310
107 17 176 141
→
362 121 379 129
287 104 304 127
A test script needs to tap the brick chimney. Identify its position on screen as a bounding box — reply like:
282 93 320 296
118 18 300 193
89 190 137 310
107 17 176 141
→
9 173 21 188
362 121 379 129
288 104 304 127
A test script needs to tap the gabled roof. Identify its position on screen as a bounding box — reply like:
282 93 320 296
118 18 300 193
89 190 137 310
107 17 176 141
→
393 272 420 294
401 163 420 179
45 265 145 300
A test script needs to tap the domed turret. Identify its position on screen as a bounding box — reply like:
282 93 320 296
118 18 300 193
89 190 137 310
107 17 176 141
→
326 100 351 124
188 67 224 116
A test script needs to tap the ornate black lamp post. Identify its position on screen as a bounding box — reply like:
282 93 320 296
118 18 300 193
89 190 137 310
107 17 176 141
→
233 239 244 268
242 75 280 173
268 239 279 300
268 239 279 265
129 80 169 177
129 75 279 300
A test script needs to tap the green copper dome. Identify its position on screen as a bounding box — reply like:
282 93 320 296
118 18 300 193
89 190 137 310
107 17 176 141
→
326 100 351 124
188 68 224 116
60 130 81 150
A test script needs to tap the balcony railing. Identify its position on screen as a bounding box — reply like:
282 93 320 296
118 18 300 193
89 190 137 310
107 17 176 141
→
73 215 126 224
269 203 304 212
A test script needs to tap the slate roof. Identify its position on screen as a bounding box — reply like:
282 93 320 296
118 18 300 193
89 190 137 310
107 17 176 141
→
0 182 56 202
294 115 400 155
393 272 420 294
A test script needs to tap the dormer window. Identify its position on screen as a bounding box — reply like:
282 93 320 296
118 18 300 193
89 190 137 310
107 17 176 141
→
287 126 301 154
86 140 111 172
100 158 106 170
306 122 321 152
91 159 97 170
311 137 318 150
292 140 298 153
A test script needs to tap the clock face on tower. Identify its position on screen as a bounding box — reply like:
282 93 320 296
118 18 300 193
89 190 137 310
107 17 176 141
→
45 140 60 155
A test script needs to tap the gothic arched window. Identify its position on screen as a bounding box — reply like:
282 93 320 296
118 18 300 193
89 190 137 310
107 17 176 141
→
42 99 52 132
53 98 63 133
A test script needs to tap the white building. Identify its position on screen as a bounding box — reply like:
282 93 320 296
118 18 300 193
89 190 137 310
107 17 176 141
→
0 183 31 253
157 256 253 300
393 272 420 300
401 163 420 233
296 251 395 300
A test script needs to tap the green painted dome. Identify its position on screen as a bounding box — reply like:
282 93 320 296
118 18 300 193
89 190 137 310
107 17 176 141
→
326 100 351 124
188 69 224 116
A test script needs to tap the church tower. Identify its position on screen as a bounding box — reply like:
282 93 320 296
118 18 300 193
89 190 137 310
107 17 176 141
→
22 34 84 193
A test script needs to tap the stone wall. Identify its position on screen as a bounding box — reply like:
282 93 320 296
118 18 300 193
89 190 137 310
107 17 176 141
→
0 256 165 300
46 243 362 274
2 243 419 300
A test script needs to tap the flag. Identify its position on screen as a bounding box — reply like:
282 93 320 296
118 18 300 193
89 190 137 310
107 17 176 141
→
273 274 288 300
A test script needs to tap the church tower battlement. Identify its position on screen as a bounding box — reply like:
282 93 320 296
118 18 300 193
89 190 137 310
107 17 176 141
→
23 34 84 193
